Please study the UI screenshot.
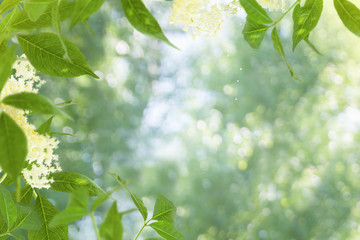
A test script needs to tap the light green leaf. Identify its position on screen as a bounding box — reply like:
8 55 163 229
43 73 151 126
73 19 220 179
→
239 0 273 24
99 202 123 240
36 116 54 136
0 0 20 15
108 173 148 221
24 0 54 22
50 172 105 196
292 0 323 50
17 33 98 78
0 112 27 178
152 195 176 223
13 204 40 231
49 206 88 227
334 0 360 36
11 0 74 30
28 194 68 240
271 27 301 81
121 0 177 49
149 222 184 240
242 18 269 49
70 0 104 29
0 46 15 94
0 184 17 230
2 92 60 115
304 36 322 55
67 188 89 210
91 187 121 211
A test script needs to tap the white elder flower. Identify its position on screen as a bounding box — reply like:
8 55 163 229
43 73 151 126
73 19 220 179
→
169 0 241 38
257 0 289 12
0 55 61 189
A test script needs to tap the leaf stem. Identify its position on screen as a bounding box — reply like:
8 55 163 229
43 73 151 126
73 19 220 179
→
272 0 300 26
0 173 7 183
134 220 150 240
15 176 20 203
90 212 101 240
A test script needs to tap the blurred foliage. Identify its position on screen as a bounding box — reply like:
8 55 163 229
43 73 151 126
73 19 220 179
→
35 1 360 240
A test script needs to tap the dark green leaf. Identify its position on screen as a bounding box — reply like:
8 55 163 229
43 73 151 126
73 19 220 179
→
109 173 148 221
121 0 177 48
242 18 269 49
11 185 33 206
334 0 360 36
239 0 272 24
28 194 68 240
18 33 98 78
70 0 104 29
36 116 54 136
99 202 123 240
292 0 323 50
24 0 54 22
0 46 15 94
10 0 74 30
271 27 301 81
50 172 105 196
152 195 175 223
149 222 184 240
0 184 17 229
0 112 27 178
2 92 60 115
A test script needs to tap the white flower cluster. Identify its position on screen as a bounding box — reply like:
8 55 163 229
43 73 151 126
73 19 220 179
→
169 0 291 38
257 0 288 12
0 55 61 189
169 0 241 38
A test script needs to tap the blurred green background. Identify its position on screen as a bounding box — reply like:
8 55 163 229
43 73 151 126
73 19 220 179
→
32 1 360 239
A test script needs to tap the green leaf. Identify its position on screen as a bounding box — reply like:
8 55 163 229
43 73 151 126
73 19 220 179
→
49 206 88 227
49 188 89 227
2 92 60 115
271 27 301 81
108 173 148 221
17 33 98 78
99 202 123 240
304 36 322 55
121 0 177 49
0 112 27 178
11 185 33 206
13 204 40 231
149 222 184 240
0 0 20 15
152 195 176 223
91 187 121 211
67 188 89 209
10 1 74 30
242 18 269 49
24 0 54 22
334 0 360 37
0 46 15 94
28 194 68 240
70 0 104 29
36 116 54 136
292 0 323 50
239 0 273 24
50 172 105 196
0 184 17 229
